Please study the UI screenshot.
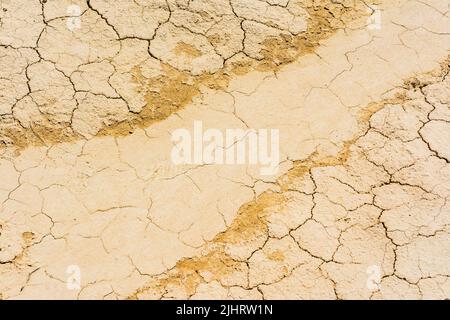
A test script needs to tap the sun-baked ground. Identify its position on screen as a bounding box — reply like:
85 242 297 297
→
0 0 449 299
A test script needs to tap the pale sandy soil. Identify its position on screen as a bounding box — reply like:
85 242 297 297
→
0 0 449 299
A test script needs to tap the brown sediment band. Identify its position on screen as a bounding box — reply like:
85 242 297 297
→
0 1 373 149
128 57 450 299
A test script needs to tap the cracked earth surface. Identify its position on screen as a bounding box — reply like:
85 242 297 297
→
0 0 449 299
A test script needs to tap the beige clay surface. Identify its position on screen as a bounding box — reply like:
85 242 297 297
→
0 0 449 299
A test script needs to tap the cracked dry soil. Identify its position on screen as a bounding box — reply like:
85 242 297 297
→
0 0 449 300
